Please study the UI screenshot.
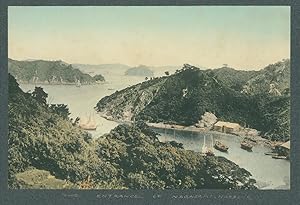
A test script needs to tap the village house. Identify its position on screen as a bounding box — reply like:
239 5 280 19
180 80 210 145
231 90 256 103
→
213 121 241 134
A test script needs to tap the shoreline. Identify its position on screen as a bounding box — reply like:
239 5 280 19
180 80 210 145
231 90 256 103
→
99 113 284 149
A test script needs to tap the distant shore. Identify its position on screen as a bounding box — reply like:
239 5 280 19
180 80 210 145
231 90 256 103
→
18 81 107 86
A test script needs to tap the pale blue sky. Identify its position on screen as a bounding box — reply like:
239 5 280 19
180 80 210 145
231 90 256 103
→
8 6 290 69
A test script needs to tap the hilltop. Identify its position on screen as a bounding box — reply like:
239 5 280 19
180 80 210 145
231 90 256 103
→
241 59 290 96
125 65 154 77
8 58 105 84
210 67 260 91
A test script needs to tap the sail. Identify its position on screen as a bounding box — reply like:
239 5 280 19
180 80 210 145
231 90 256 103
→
202 135 207 153
79 114 97 130
79 116 88 126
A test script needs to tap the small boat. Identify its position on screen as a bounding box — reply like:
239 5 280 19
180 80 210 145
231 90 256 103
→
244 136 257 143
264 152 275 156
76 79 81 87
79 125 97 131
214 140 229 152
79 114 97 130
272 155 287 160
241 141 253 151
205 149 215 156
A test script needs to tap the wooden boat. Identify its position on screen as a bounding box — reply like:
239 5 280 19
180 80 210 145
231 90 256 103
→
79 125 97 131
205 149 215 156
272 155 287 160
214 140 229 152
79 115 97 130
241 141 253 151
244 136 257 143
264 152 275 156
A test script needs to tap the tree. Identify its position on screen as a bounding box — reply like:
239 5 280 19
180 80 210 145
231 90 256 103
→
72 117 80 126
50 104 71 119
93 74 105 82
31 87 48 105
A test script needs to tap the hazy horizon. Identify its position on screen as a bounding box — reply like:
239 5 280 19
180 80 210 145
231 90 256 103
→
9 6 290 70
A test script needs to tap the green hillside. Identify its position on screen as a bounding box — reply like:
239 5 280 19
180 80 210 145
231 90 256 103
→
241 59 290 95
125 65 154 76
96 61 290 141
210 67 259 91
9 74 255 189
8 58 105 84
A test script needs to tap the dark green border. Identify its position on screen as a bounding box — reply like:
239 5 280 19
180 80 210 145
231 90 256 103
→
1 1 299 205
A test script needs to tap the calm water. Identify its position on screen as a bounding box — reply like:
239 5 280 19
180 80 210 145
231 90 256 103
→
153 128 290 189
20 74 290 190
20 74 145 137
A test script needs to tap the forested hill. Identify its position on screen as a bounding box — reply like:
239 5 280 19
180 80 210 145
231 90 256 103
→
8 74 256 189
96 60 290 141
209 67 259 91
8 58 105 84
125 65 154 76
241 59 290 95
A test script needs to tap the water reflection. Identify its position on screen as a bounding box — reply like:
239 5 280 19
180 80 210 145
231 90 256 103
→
153 128 290 190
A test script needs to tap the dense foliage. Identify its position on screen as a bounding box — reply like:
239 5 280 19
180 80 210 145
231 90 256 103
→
8 58 104 84
137 66 259 127
210 67 259 91
96 61 290 141
242 59 290 95
254 95 290 141
9 74 256 189
96 123 256 189
8 74 120 188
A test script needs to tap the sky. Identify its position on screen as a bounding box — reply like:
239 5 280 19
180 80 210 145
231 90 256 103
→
8 6 290 70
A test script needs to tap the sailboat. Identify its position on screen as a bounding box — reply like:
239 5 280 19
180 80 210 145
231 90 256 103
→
79 114 97 130
202 135 214 156
76 79 81 87
202 135 207 153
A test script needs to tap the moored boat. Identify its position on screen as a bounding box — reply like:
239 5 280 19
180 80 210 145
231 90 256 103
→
78 114 97 130
205 149 215 156
214 140 229 152
76 79 81 87
79 124 97 130
264 152 275 155
241 141 253 151
272 155 287 160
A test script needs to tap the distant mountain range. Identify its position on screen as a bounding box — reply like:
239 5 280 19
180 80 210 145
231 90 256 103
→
96 60 290 141
73 63 131 76
73 63 185 77
8 59 105 84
